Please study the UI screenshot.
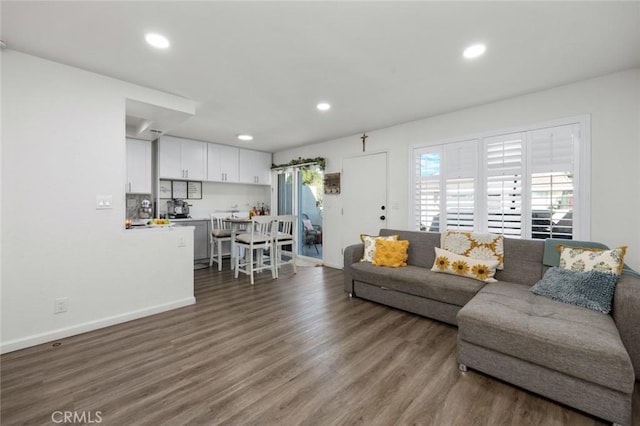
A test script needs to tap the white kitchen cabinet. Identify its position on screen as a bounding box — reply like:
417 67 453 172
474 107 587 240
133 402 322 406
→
207 143 239 182
126 138 152 194
159 136 207 180
239 149 272 185
158 137 182 179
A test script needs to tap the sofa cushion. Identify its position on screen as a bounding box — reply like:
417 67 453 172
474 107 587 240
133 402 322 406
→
350 262 486 307
530 267 619 314
360 234 398 262
457 282 635 393
379 229 441 268
559 245 627 275
372 239 409 267
441 231 504 269
493 237 546 286
431 247 499 283
377 229 546 287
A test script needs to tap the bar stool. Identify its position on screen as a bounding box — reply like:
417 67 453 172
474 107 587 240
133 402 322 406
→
273 215 298 278
234 216 277 285
209 213 232 271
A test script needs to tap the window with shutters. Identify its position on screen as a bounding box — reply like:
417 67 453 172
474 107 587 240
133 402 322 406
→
529 124 577 240
485 132 524 237
443 141 476 231
414 148 441 232
410 117 589 240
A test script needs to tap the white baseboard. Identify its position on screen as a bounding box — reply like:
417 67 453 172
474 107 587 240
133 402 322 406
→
324 261 343 270
0 297 196 354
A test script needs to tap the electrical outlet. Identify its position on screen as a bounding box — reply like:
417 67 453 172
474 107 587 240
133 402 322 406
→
177 236 186 247
54 297 68 314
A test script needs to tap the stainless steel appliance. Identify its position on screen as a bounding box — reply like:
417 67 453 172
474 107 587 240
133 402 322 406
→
138 199 153 220
167 199 191 219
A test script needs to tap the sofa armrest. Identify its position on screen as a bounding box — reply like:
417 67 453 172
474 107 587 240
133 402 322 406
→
343 243 364 294
613 273 640 381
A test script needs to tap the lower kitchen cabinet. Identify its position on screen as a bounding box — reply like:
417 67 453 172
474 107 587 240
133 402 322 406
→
173 220 210 262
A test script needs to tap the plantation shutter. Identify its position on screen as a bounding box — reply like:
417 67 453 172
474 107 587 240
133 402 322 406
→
443 141 477 231
485 133 524 237
413 148 442 231
411 117 585 239
529 124 577 239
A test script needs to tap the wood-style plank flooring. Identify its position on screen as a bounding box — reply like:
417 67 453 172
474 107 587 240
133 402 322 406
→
1 264 637 425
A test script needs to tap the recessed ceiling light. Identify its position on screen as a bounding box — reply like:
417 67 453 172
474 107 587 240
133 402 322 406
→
316 102 331 111
145 33 170 49
237 134 253 141
463 43 486 59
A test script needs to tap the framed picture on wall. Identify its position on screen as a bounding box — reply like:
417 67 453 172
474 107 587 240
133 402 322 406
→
172 180 188 199
324 173 340 194
159 180 172 199
187 181 202 199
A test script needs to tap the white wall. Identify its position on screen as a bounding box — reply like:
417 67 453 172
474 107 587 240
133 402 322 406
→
1 51 197 352
275 68 640 269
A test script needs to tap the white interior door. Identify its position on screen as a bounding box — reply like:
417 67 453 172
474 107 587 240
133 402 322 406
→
342 152 388 249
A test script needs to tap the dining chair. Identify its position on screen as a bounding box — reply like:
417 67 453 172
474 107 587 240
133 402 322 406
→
209 213 232 271
273 215 298 278
234 216 277 284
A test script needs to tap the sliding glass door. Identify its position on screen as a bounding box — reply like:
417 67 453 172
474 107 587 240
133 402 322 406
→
275 165 323 260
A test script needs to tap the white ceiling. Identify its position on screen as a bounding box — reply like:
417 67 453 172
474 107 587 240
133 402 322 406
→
3 1 640 152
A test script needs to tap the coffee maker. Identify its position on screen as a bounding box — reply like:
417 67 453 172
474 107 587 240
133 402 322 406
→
167 199 190 219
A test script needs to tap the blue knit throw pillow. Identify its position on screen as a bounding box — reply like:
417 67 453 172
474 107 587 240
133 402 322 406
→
531 267 619 314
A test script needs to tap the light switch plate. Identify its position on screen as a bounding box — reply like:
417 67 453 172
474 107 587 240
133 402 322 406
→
96 195 113 209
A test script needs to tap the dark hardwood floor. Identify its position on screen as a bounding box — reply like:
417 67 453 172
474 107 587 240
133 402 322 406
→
1 263 636 425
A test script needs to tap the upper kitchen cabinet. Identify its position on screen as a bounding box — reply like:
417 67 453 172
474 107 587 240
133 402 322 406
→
126 138 152 194
159 135 207 180
207 143 239 183
239 149 272 185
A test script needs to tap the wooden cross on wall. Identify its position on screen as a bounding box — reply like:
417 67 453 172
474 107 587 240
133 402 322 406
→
360 132 368 152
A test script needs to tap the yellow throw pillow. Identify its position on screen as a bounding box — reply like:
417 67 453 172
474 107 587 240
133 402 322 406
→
360 234 399 262
441 231 504 270
558 245 627 275
372 239 410 268
431 247 499 283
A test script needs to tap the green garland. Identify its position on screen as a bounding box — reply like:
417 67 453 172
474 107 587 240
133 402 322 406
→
271 157 326 171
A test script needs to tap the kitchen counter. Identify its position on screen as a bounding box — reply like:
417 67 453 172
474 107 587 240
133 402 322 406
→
127 224 194 231
169 218 210 222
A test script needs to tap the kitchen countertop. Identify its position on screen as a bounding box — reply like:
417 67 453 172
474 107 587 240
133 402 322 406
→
126 224 194 232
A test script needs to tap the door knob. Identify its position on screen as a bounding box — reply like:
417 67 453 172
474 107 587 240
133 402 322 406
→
380 215 386 220
381 206 386 210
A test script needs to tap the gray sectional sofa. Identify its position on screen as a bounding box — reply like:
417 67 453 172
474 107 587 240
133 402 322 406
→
343 229 639 426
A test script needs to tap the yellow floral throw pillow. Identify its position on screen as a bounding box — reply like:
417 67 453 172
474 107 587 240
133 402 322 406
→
372 239 410 268
558 245 627 275
360 234 399 262
431 247 499 283
441 231 504 270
